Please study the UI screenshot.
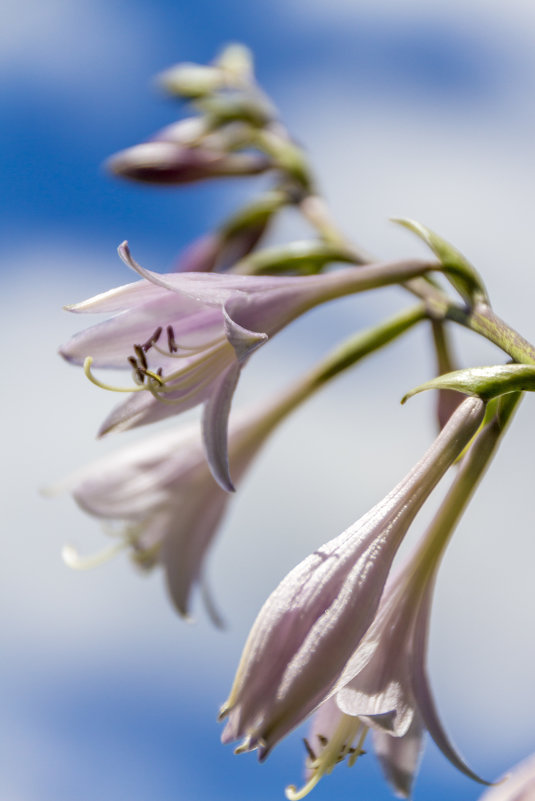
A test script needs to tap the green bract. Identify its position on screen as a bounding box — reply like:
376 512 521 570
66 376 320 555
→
402 363 535 404
393 217 489 306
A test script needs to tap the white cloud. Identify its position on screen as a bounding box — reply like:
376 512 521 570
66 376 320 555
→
0 0 170 99
281 0 535 30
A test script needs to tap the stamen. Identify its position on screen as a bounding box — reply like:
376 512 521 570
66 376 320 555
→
347 729 367 768
62 539 127 570
84 357 145 393
142 326 162 352
143 368 164 386
134 344 148 369
286 717 367 801
303 739 317 761
167 324 178 353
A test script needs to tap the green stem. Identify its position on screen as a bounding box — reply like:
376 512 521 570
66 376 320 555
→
413 390 522 579
262 304 427 428
292 142 535 367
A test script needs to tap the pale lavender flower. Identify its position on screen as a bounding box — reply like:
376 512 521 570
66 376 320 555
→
59 393 291 624
60 244 435 490
477 753 535 801
219 397 485 759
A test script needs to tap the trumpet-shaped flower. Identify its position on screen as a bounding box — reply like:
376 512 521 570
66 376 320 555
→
59 391 296 624
219 397 485 759
60 243 435 490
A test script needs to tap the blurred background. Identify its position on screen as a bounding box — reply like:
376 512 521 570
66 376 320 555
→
2 1 535 799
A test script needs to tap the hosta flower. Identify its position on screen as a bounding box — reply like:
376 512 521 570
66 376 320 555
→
219 397 485 759
60 392 294 624
60 243 435 490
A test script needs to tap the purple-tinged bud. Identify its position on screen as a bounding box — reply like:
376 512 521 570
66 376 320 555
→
106 141 271 185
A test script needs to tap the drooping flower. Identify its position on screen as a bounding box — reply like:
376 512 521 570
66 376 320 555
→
60 243 436 490
286 393 520 799
58 392 293 624
219 397 485 759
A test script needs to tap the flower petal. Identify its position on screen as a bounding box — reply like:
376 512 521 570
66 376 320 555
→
202 362 241 491
160 488 228 620
410 585 490 786
373 715 424 799
223 306 267 361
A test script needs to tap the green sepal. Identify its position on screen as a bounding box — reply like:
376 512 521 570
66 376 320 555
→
402 364 535 404
392 218 489 306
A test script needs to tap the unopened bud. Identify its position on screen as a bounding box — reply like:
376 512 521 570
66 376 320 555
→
107 141 270 185
158 64 225 99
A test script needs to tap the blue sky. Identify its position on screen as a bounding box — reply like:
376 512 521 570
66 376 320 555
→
2 1 535 800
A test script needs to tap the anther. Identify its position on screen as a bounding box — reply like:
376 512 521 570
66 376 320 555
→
317 735 328 747
134 344 148 369
303 739 317 761
167 324 178 353
142 326 162 352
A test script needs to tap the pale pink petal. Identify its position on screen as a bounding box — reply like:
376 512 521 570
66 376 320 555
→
410 583 489 786
161 488 228 620
202 362 242 492
373 715 424 799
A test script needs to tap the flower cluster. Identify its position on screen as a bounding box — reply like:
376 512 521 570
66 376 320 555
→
55 44 533 801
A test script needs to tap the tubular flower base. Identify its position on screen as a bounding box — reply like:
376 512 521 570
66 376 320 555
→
57 390 300 624
59 243 436 490
219 398 485 760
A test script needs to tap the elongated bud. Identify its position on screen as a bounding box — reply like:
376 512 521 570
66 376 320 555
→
107 141 270 185
158 63 226 99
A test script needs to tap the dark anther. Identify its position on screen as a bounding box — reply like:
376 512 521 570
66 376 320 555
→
303 738 316 761
134 344 148 369
167 324 178 353
128 356 138 369
142 326 162 352
317 734 328 747
156 367 163 377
